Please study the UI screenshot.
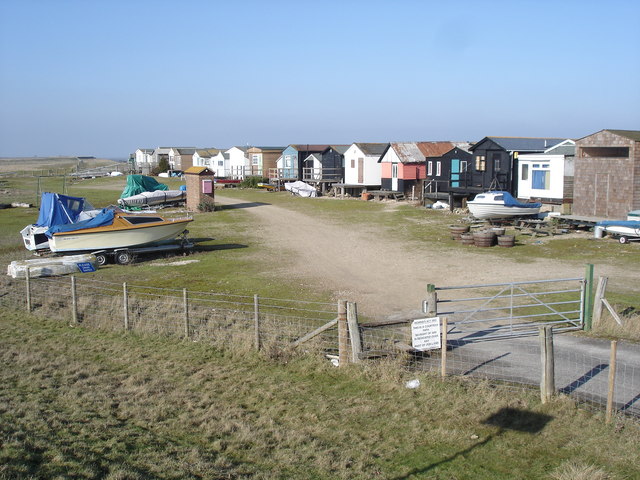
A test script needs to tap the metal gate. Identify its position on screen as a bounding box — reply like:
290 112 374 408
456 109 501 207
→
428 276 585 342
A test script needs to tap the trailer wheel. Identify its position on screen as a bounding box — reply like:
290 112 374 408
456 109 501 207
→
95 253 109 266
115 250 134 265
619 236 629 244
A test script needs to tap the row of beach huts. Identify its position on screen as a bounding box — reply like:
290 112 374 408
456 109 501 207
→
132 128 640 220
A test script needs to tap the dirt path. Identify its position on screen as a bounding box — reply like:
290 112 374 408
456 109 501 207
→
217 195 639 319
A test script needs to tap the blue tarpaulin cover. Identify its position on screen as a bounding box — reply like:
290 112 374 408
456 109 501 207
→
596 220 640 228
36 193 87 228
47 208 115 237
491 191 541 209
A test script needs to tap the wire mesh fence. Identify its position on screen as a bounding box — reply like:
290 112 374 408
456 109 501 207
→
1 273 638 419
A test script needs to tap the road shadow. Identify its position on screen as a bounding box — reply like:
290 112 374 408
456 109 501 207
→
621 392 640 412
559 363 608 394
216 201 270 210
390 408 553 479
462 352 511 376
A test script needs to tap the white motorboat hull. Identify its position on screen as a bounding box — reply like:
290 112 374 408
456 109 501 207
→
467 203 541 220
604 225 640 238
48 220 191 253
118 190 186 207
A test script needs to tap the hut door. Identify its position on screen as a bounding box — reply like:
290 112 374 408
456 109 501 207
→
357 158 364 183
594 173 610 217
451 159 460 187
392 163 398 191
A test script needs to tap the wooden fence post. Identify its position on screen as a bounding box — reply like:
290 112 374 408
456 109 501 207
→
25 267 31 312
254 294 261 351
183 288 189 339
593 276 608 326
606 340 618 424
346 302 362 363
426 284 438 316
441 317 448 379
539 326 555 403
338 300 348 366
71 275 78 325
123 282 129 331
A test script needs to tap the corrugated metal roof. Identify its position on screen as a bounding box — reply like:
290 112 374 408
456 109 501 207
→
417 141 455 158
487 137 565 152
389 142 424 163
607 129 640 142
355 143 388 156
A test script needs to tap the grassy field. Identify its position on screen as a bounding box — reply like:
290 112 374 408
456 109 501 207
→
1 309 639 479
1 176 640 478
1 175 639 326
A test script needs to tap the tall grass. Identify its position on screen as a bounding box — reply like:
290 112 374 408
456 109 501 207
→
1 309 640 479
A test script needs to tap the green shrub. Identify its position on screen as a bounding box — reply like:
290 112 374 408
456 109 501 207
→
239 176 268 188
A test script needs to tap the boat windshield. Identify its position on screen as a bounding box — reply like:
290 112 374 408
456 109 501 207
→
123 216 164 225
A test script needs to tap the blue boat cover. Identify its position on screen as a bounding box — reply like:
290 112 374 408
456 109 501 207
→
490 191 541 209
36 193 88 227
596 220 640 228
47 208 116 237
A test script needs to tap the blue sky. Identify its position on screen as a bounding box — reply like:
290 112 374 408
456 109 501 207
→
1 0 638 158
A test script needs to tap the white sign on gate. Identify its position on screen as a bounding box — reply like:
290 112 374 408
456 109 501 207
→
411 317 441 351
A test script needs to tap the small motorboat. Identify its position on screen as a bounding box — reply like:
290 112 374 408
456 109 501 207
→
21 192 192 254
467 191 541 220
594 211 640 243
284 181 317 197
118 174 185 208
117 189 186 208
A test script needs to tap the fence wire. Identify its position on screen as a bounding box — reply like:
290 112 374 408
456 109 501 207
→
1 274 638 419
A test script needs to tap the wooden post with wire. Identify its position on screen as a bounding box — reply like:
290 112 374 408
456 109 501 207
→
338 300 348 366
539 326 555 403
183 288 189 339
26 267 31 312
71 275 78 325
440 317 448 379
123 282 129 331
346 302 362 363
606 340 618 423
426 284 437 316
254 294 261 351
593 276 608 326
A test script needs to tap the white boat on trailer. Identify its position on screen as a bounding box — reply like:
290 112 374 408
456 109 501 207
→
21 192 193 264
467 191 541 220
594 211 640 244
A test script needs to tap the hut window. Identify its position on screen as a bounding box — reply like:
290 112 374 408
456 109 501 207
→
475 155 486 171
522 164 529 181
532 164 551 190
436 161 441 176
461 160 468 172
351 159 355 168
427 161 433 176
392 163 398 178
